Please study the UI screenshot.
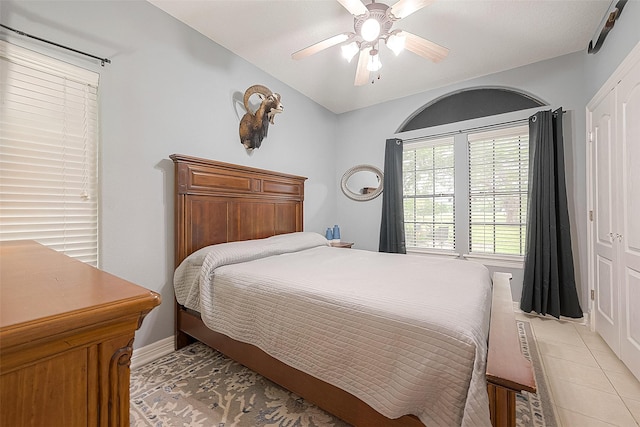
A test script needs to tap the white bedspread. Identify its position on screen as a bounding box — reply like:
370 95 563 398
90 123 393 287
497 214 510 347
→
174 232 492 427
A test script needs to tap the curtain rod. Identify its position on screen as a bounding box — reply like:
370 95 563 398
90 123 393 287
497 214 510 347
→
401 118 528 143
0 23 111 66
401 109 566 143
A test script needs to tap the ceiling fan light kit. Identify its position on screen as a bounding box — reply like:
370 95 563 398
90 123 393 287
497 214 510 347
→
292 0 448 86
361 17 382 41
386 32 406 56
341 42 360 62
367 50 382 71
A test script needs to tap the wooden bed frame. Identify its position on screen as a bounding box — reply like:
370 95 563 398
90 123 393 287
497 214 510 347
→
170 153 535 427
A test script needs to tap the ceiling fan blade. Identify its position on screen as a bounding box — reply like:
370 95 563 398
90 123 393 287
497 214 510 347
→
336 0 368 16
390 0 435 19
401 31 449 62
291 33 351 60
354 48 370 86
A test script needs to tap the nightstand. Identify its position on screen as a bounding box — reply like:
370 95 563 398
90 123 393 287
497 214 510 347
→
330 241 354 248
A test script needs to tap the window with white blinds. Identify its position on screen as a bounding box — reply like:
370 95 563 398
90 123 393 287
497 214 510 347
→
0 41 99 265
403 137 455 250
468 125 529 256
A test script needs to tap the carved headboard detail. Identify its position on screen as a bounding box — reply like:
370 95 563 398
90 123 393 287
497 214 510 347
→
170 154 306 267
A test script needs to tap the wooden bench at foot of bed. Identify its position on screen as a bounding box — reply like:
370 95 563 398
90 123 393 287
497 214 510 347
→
487 272 537 427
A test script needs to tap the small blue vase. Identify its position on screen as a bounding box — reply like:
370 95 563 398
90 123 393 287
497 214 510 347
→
325 228 333 241
332 225 340 241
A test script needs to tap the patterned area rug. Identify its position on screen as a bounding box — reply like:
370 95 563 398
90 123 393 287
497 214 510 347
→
515 321 557 427
130 320 557 427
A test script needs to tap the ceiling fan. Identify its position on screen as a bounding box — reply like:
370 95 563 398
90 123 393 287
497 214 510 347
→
291 0 449 86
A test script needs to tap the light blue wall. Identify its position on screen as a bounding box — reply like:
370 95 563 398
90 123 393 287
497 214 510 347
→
1 0 338 348
1 0 638 347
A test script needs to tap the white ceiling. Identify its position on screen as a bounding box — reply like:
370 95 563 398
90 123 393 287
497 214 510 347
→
147 0 611 114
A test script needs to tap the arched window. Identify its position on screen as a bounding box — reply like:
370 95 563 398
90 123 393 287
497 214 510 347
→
400 87 545 262
399 87 545 132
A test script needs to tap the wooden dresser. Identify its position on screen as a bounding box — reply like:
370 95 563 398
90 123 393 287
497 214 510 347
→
0 240 161 427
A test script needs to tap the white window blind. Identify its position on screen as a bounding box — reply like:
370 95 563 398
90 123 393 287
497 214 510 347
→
403 137 455 250
468 125 528 256
0 41 99 265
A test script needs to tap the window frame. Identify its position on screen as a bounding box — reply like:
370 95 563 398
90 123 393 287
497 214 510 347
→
398 107 541 268
467 125 530 258
402 136 456 253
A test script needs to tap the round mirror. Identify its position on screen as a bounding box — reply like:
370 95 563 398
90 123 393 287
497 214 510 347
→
341 165 384 201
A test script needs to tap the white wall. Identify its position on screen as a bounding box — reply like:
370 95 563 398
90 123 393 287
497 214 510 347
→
1 0 338 348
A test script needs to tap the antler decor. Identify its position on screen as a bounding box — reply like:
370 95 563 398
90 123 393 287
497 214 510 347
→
239 85 283 151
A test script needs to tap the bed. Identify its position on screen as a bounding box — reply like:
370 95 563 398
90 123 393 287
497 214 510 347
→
170 153 535 427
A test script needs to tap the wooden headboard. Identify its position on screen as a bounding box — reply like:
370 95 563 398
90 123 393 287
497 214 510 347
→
170 154 307 267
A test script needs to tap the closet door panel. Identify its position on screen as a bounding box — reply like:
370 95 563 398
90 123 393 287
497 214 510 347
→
623 268 640 381
595 108 614 248
597 256 615 321
592 89 619 353
618 57 640 380
620 83 640 254
624 270 640 342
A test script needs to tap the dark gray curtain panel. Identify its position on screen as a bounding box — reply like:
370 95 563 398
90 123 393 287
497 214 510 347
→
379 138 406 254
520 109 583 318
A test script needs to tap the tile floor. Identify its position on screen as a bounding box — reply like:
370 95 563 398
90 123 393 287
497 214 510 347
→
516 312 640 426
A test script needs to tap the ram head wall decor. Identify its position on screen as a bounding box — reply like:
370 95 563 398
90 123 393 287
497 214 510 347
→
239 85 283 151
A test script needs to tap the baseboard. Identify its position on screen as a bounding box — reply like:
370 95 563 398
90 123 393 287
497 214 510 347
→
512 302 589 326
131 336 175 370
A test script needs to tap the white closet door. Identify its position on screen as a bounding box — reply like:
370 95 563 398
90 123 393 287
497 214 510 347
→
591 89 619 354
617 56 640 381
